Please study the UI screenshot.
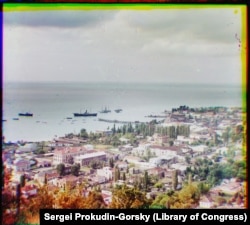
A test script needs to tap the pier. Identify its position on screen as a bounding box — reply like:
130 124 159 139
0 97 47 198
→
98 118 141 124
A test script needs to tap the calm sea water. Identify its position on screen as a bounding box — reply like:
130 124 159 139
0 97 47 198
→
2 82 242 142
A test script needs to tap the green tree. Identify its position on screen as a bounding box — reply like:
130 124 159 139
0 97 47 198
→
114 167 120 181
143 171 149 191
185 156 191 164
172 170 178 190
122 172 126 181
56 163 65 176
109 158 114 168
80 128 88 139
20 175 25 187
71 164 80 176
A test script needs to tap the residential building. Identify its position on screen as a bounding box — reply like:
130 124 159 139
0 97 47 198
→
74 151 106 166
12 158 30 172
52 146 89 165
97 167 113 181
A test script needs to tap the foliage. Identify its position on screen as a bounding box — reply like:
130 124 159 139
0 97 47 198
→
109 185 151 209
172 170 178 190
80 128 88 139
151 183 200 209
109 158 114 168
71 164 80 176
56 163 65 176
186 157 247 187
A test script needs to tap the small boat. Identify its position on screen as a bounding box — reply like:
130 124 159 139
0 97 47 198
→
100 107 111 113
2 119 7 122
73 110 97 117
114 109 122 113
13 118 19 120
18 112 33 117
66 117 73 119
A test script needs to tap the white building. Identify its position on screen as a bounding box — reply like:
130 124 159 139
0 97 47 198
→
52 146 89 165
97 167 113 181
12 158 30 172
74 151 106 166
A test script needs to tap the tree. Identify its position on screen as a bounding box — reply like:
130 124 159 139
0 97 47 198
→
109 185 151 209
122 172 126 181
109 158 114 168
222 127 231 145
84 191 106 209
20 174 26 187
80 128 88 139
114 167 120 181
21 184 55 223
177 183 200 208
185 156 191 164
143 171 149 191
172 170 178 190
56 163 65 176
71 164 80 176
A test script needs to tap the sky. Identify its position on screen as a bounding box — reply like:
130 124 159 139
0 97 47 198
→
3 5 244 85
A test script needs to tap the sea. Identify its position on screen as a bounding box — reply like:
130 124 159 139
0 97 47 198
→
2 82 243 143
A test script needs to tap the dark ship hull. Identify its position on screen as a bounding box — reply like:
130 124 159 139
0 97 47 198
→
18 113 33 117
73 111 97 117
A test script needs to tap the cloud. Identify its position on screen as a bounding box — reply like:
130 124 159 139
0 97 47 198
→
115 8 241 47
4 10 116 28
3 7 243 85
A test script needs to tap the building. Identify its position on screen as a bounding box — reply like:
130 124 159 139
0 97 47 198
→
34 170 59 185
97 167 113 181
52 146 89 165
101 190 112 206
149 145 181 157
21 184 38 198
74 151 106 166
15 143 38 154
12 158 30 172
199 195 214 208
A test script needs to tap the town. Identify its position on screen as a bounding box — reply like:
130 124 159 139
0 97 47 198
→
2 105 247 224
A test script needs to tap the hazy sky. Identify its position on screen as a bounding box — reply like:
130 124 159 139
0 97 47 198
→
3 6 243 84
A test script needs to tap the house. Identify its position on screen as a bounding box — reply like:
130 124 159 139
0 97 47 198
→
211 181 243 196
216 147 228 155
170 163 188 175
21 184 38 198
175 135 193 145
52 146 89 165
2 149 15 162
149 145 180 157
92 175 107 184
52 137 87 146
129 167 140 175
131 144 150 157
190 145 208 155
101 190 112 206
97 167 113 181
12 158 30 172
149 155 176 166
74 151 106 166
152 134 169 145
15 143 37 154
56 175 81 188
116 161 128 171
147 167 165 179
34 170 59 185
123 155 143 164
118 144 133 152
36 159 52 168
